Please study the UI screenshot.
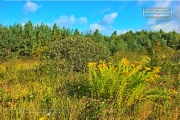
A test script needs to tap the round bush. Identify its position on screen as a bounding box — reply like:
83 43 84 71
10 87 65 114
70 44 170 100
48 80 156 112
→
49 36 110 72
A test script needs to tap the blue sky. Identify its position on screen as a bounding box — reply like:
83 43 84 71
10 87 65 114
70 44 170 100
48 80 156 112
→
0 0 180 35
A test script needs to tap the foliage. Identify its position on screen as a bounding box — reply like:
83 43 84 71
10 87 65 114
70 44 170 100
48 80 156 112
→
0 21 180 61
88 58 163 100
112 50 151 65
48 36 110 72
87 58 177 118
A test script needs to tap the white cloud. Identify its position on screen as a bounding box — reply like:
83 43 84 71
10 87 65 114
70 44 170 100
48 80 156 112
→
57 15 76 24
55 15 87 27
79 17 88 24
89 12 118 32
137 0 173 6
152 0 172 8
173 4 180 20
137 1 146 6
102 12 118 24
148 20 179 32
56 15 76 27
144 0 180 33
21 23 25 26
100 7 111 14
147 19 156 25
116 29 131 35
177 26 180 33
90 23 105 32
23 1 39 13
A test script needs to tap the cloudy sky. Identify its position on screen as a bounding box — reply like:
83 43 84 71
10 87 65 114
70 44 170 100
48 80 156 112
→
0 0 180 35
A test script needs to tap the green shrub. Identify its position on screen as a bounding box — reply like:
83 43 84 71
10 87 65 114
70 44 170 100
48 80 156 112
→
48 36 110 72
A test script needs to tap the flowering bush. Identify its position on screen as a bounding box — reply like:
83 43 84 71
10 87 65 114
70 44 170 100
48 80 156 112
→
88 58 163 108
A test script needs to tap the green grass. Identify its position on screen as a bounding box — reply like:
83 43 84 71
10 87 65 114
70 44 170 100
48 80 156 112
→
0 57 179 120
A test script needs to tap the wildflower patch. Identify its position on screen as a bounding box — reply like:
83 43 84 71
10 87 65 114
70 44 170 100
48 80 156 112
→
88 58 163 108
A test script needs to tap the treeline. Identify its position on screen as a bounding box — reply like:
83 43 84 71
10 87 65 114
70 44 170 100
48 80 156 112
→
0 20 180 62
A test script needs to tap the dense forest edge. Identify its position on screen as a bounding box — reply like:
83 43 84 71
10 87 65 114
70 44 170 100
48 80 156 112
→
0 21 179 119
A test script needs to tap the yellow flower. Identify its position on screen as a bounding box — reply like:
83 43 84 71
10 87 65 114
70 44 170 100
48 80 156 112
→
39 116 46 120
167 96 172 100
153 74 160 79
87 62 96 68
133 61 142 70
154 67 161 73
121 58 130 66
113 68 117 72
145 67 151 71
108 62 112 65
150 76 155 82
124 82 127 86
97 60 108 69
143 78 149 82
99 60 103 64
136 64 142 70
172 90 178 95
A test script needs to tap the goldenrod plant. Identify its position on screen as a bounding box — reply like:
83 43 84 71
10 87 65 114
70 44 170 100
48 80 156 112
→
88 58 170 117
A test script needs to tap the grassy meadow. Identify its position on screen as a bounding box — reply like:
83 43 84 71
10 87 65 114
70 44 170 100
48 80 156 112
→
0 51 179 120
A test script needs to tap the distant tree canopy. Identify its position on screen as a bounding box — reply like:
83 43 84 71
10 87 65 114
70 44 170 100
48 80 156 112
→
111 31 117 37
0 20 179 62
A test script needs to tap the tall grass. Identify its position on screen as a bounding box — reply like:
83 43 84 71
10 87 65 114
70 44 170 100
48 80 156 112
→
0 58 179 119
0 59 85 119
